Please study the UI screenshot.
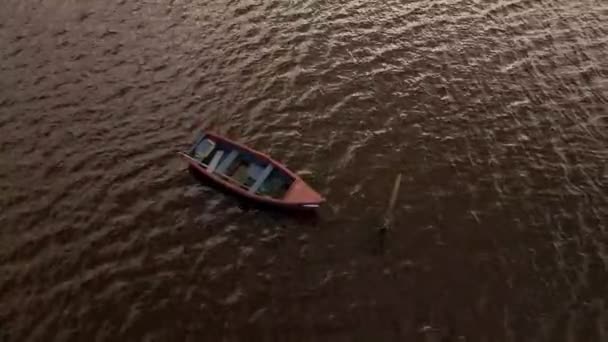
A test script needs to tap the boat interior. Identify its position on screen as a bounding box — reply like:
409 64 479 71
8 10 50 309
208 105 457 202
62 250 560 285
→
188 135 294 199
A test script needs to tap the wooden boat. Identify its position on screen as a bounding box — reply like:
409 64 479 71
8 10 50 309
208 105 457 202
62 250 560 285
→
179 132 324 209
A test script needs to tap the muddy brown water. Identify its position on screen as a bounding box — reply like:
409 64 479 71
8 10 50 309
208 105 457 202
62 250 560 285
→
1 0 607 340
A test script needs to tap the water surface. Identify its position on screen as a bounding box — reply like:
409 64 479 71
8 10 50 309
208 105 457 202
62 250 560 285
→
1 0 607 340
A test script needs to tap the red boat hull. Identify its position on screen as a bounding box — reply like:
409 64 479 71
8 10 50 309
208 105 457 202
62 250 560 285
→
181 132 324 210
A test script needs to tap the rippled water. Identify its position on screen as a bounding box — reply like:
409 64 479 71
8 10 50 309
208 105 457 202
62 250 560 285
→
1 0 607 340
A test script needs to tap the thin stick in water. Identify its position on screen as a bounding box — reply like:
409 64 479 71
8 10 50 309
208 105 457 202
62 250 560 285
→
381 173 402 231
387 173 402 215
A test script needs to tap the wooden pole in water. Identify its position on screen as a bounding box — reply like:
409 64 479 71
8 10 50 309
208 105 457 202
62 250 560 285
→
381 173 402 231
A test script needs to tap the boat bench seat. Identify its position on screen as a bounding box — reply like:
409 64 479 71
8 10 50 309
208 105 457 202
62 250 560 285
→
193 137 215 161
216 150 239 174
249 164 274 193
207 150 224 172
